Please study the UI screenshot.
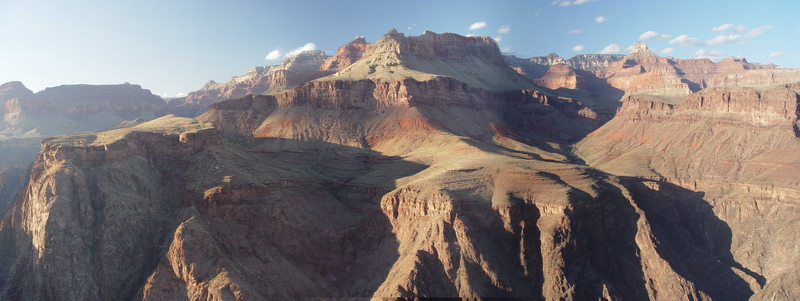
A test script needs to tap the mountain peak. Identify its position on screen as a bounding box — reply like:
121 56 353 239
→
324 30 534 92
628 42 657 58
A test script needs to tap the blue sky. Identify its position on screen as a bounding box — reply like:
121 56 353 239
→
1 0 797 97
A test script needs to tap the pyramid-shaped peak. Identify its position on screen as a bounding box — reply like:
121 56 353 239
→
352 36 367 44
630 42 653 54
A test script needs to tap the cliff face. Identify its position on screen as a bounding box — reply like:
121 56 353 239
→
708 68 800 88
169 51 336 117
0 82 171 220
575 84 800 299
594 43 777 99
320 36 370 71
3 83 168 137
1 30 794 301
0 82 33 115
532 64 588 90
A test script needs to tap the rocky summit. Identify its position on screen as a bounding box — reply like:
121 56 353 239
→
1 31 800 300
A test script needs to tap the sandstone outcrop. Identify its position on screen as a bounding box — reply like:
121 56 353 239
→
594 43 777 99
708 68 800 88
169 51 336 117
575 84 800 299
0 82 33 114
532 64 588 90
3 83 168 137
320 36 370 71
0 30 795 301
0 82 172 218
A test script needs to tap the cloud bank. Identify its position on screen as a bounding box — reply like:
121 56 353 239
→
639 30 671 40
469 21 487 30
599 44 620 54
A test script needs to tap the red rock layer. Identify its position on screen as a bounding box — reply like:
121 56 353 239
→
320 36 370 71
532 64 588 90
595 43 776 98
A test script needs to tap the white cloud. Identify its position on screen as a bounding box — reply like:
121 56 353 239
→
695 49 724 60
668 34 701 46
466 33 478 37
733 24 747 33
595 16 608 23
744 25 773 39
705 34 741 45
639 30 671 40
551 0 594 6
501 47 512 53
573 45 585 51
265 50 281 60
176 93 186 97
494 36 503 42
599 44 620 54
712 23 733 32
469 21 487 30
660 47 674 54
770 52 788 57
284 43 316 58
498 25 511 34
568 29 582 34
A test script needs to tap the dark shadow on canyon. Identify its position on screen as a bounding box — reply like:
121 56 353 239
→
541 171 651 300
0 132 430 299
621 177 761 300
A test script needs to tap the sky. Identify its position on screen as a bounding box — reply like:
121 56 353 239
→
1 0 798 97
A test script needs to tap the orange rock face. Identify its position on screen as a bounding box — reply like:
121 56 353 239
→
595 43 776 99
320 36 370 71
532 64 588 90
2 31 799 301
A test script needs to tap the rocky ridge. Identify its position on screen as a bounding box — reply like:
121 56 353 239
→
0 30 792 301
595 43 778 99
168 51 336 116
2 29 800 301
575 84 800 299
0 82 172 216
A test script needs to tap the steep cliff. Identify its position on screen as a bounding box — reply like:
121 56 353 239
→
169 51 336 117
595 43 777 99
575 84 800 299
0 30 789 301
708 68 800 88
320 36 370 71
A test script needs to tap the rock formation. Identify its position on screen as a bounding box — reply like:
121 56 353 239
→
575 84 800 299
169 51 336 117
708 68 800 88
0 82 170 216
1 29 794 301
320 36 370 71
532 64 588 90
594 42 777 99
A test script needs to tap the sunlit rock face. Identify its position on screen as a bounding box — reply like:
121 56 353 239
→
575 84 800 300
0 81 171 216
167 50 336 117
1 31 799 301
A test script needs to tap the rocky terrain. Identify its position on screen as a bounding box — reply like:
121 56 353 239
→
575 84 800 300
167 37 372 117
508 43 794 103
1 29 799 300
0 82 170 215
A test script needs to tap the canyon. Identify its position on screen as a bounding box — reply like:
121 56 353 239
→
0 29 799 300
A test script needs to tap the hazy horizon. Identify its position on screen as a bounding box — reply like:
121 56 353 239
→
2 0 797 97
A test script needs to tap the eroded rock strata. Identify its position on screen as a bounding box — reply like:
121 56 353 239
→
0 30 797 301
576 84 800 300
